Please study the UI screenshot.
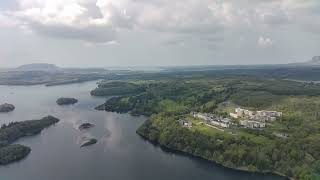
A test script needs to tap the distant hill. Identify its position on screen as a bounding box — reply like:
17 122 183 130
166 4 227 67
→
290 56 320 66
307 56 320 65
16 63 60 72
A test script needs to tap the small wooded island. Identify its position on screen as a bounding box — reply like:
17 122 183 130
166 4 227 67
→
0 116 59 165
56 98 78 105
0 103 15 113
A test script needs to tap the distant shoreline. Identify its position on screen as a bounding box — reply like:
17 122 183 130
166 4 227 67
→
0 79 101 87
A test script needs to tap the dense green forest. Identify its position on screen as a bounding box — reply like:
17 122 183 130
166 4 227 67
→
91 81 146 96
0 116 59 165
92 75 320 179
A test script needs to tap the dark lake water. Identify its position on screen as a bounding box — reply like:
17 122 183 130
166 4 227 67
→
0 81 285 180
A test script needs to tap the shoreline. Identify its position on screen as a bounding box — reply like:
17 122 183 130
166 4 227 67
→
0 79 100 87
96 103 290 179
136 127 290 180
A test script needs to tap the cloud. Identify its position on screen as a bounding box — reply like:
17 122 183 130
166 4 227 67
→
0 13 19 27
1 0 320 44
6 0 118 43
258 36 274 47
2 0 227 43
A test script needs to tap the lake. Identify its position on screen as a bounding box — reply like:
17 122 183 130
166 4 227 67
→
0 81 285 180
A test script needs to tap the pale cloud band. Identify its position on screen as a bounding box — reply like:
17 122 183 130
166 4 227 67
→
0 0 319 67
1 0 320 43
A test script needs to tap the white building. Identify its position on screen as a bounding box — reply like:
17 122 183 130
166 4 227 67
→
177 119 192 128
256 110 282 117
235 108 244 116
210 120 229 128
193 112 210 121
230 108 282 128
193 112 231 128
229 113 238 119
240 120 266 128
232 108 282 122
235 107 255 117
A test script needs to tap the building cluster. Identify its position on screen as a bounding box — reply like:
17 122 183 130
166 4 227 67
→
239 120 266 128
230 108 282 129
192 112 231 128
177 119 192 128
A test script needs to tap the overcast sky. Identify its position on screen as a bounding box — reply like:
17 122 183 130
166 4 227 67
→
0 0 319 67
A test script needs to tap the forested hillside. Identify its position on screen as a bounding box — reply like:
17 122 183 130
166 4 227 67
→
93 75 320 179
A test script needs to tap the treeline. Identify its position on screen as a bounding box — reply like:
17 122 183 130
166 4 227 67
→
90 81 146 96
96 80 234 116
99 67 320 82
230 91 282 108
96 79 320 116
241 80 320 96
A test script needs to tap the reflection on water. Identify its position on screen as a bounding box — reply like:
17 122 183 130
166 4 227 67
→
0 82 285 180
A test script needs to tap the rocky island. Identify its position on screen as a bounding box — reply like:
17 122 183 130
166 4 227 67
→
79 123 95 130
0 103 15 113
80 138 97 147
56 98 78 105
0 116 60 165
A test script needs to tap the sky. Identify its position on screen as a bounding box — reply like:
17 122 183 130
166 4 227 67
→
0 0 319 67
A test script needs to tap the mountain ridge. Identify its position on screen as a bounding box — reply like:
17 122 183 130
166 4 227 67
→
16 63 60 72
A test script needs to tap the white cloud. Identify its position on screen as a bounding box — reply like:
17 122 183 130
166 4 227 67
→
258 36 274 47
1 0 320 44
6 0 117 43
0 13 19 27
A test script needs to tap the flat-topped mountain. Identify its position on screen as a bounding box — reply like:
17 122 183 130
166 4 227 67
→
16 63 60 72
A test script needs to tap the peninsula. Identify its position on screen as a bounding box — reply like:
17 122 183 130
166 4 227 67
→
0 116 60 165
92 72 320 179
